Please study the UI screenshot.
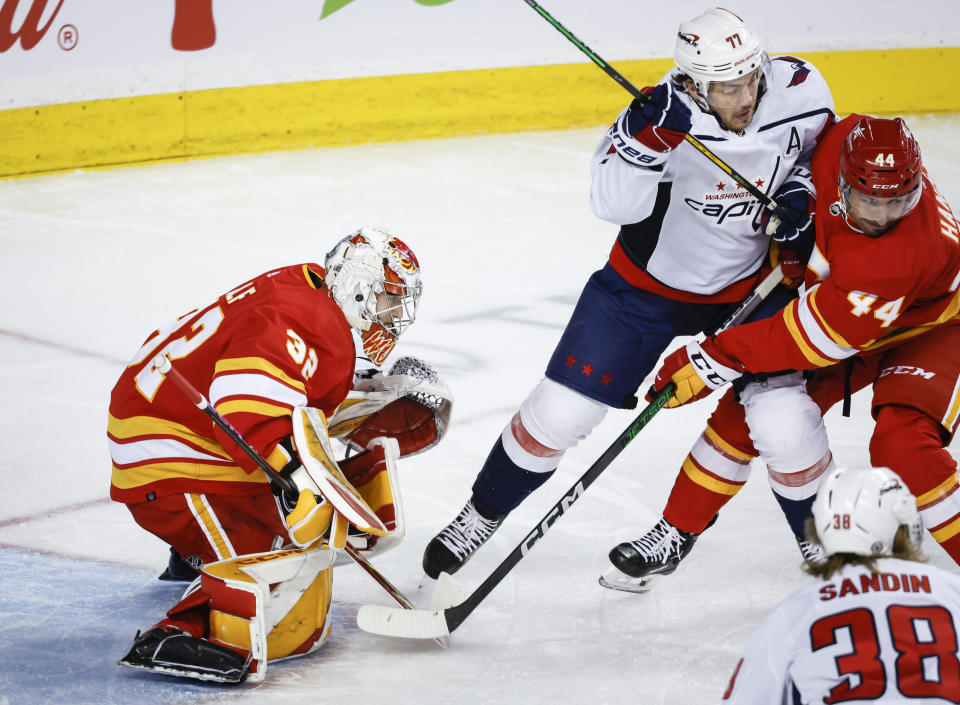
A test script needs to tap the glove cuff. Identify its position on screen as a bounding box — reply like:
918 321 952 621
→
612 109 670 167
685 339 741 390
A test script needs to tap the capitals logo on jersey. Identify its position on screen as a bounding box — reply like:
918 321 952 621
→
774 56 811 87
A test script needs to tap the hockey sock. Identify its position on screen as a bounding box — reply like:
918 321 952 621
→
662 460 741 534
769 491 816 540
662 424 753 534
471 438 555 519
871 405 960 565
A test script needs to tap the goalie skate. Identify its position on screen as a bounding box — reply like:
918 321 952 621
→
599 517 703 594
118 626 250 684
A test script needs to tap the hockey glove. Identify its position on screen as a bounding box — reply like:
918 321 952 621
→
774 244 805 289
613 83 692 167
648 339 743 408
761 181 814 243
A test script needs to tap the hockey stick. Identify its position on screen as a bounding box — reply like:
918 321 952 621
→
150 354 450 648
356 265 783 640
521 0 775 210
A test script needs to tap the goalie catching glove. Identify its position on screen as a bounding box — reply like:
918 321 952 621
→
330 355 452 457
648 339 743 407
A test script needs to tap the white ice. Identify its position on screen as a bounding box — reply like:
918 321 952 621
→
2 115 960 705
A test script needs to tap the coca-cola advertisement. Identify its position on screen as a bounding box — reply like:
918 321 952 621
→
0 0 954 110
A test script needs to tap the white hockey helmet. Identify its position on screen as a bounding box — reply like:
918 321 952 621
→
674 8 766 98
812 466 921 557
324 227 422 365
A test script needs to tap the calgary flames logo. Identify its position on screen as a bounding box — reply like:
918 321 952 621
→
387 237 419 273
361 326 396 366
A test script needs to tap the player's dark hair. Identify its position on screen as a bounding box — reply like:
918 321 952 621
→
802 519 924 580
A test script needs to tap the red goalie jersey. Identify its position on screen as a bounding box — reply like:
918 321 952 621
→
108 264 355 503
711 114 960 373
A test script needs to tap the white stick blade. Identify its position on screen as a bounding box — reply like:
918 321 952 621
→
356 605 450 640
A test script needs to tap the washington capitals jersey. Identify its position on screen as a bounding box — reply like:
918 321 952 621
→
710 114 960 373
723 558 960 704
108 264 355 503
591 56 834 300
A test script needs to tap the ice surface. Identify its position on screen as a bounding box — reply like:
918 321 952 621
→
2 115 959 704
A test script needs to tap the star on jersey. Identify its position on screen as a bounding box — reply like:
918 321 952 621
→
564 355 613 386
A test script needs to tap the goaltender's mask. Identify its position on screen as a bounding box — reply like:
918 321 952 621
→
324 227 422 365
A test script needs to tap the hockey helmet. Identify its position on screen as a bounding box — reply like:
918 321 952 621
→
674 8 766 104
838 117 923 235
811 466 921 557
324 227 422 365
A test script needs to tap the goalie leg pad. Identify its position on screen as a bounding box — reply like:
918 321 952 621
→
201 543 336 681
339 437 404 557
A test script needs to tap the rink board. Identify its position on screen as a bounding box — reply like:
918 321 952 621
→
3 47 958 177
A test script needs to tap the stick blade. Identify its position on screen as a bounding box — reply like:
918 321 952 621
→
357 604 452 640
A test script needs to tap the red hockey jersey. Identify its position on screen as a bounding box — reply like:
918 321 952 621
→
109 264 355 503
711 114 960 372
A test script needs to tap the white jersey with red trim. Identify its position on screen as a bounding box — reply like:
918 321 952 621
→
723 558 960 704
590 56 833 298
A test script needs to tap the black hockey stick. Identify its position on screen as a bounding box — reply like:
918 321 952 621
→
150 354 449 648
356 265 783 641
521 0 776 210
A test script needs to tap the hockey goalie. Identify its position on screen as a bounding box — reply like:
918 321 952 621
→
106 227 451 683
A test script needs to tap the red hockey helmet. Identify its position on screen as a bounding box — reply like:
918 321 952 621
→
840 117 922 197
838 117 923 236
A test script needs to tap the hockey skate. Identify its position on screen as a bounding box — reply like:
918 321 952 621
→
118 626 250 684
796 536 826 565
157 547 200 582
599 517 707 594
422 498 504 579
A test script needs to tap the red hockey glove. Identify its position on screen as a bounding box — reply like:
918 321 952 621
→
777 247 805 289
647 340 743 408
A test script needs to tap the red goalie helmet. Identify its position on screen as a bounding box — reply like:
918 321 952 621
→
838 117 923 236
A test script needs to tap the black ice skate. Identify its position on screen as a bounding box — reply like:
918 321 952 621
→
599 517 706 594
422 498 504 579
795 536 826 565
157 547 200 582
118 626 250 684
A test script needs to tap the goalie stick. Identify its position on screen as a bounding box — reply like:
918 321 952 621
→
150 354 450 649
356 265 784 641
521 0 776 211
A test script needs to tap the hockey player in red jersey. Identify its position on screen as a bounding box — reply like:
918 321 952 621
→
722 465 960 704
616 115 960 591
109 227 452 683
422 7 834 580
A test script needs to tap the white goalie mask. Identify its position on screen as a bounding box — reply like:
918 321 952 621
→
812 466 922 557
674 8 767 110
324 227 422 365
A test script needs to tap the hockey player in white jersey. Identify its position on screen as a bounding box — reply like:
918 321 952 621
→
422 7 835 579
722 465 960 704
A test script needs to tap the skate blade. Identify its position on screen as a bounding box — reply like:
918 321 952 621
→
598 568 656 594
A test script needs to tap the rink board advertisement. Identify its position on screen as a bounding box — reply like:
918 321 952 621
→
2 0 959 176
